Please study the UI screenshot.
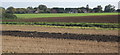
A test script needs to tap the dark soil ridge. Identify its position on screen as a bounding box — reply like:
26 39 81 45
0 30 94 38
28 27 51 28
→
2 15 119 23
2 30 119 42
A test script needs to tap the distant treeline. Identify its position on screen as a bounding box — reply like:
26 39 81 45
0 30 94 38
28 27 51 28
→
1 4 120 14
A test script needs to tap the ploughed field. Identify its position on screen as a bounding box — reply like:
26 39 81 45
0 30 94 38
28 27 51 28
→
2 36 118 53
2 30 119 42
2 24 119 53
3 15 118 23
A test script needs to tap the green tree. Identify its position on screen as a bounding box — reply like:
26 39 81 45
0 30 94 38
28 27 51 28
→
78 7 87 13
0 7 6 18
27 7 35 13
93 5 103 13
52 7 64 13
15 8 27 14
65 8 71 13
97 5 103 12
38 5 47 13
46 8 51 13
34 7 38 11
104 4 115 12
0 7 5 14
6 6 15 14
116 9 120 12
1 7 17 19
2 13 17 19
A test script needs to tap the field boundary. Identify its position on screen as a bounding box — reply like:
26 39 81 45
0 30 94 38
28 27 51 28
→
1 22 119 30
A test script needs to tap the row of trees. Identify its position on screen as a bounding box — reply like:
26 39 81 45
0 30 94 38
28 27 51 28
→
1 4 120 14
0 7 17 19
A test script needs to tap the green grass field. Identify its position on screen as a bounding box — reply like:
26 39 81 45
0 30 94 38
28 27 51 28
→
15 13 118 19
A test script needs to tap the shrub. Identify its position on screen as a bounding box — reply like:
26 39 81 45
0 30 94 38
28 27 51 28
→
2 13 17 19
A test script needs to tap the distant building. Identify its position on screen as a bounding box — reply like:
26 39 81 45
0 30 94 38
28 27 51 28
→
35 11 39 13
51 9 57 13
82 9 88 13
69 9 78 13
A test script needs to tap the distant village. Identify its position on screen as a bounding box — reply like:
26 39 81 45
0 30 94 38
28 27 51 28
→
1 4 120 14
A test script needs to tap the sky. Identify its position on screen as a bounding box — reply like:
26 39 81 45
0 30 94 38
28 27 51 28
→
1 0 120 9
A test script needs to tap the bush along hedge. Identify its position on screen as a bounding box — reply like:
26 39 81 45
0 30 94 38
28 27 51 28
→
2 13 17 19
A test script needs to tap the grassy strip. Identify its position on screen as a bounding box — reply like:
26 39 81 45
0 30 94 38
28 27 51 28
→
35 25 119 30
1 22 119 28
1 22 119 30
15 13 118 19
3 24 119 30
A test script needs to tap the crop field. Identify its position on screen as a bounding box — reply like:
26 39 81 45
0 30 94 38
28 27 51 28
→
2 13 119 53
3 15 118 23
14 13 118 19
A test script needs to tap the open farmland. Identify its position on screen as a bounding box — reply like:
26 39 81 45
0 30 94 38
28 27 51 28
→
2 13 119 53
3 15 118 23
1 1 119 54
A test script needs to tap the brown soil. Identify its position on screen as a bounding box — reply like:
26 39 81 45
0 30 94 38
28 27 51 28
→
2 36 118 53
2 30 119 42
2 15 119 23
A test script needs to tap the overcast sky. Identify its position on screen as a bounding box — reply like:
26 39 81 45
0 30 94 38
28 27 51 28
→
1 0 120 9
